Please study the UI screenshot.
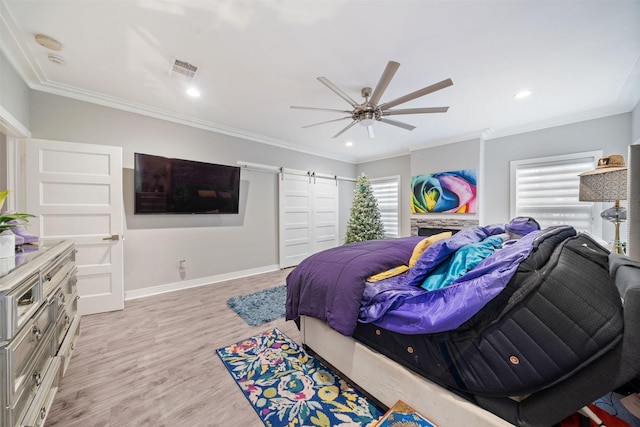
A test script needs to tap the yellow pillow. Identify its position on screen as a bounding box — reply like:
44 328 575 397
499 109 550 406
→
408 231 453 267
367 265 410 282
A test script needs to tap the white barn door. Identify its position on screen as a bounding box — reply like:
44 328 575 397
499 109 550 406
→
279 172 338 268
26 139 124 315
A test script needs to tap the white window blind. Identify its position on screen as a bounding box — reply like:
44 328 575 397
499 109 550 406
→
370 176 400 238
510 151 601 234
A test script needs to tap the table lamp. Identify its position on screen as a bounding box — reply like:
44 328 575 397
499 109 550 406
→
578 154 627 254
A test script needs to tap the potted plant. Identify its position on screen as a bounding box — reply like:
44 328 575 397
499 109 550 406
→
0 190 35 258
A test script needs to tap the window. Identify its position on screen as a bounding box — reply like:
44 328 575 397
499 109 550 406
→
511 151 601 234
370 176 400 238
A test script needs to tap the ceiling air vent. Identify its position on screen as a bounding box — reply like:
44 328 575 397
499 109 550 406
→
171 59 198 79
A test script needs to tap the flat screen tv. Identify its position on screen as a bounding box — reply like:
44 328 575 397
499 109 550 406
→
134 153 240 214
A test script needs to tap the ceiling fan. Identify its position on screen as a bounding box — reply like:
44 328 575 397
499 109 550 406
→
291 61 453 139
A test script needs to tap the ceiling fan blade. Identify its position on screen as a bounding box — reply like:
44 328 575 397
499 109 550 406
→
366 125 375 139
332 120 358 138
302 116 352 129
317 76 360 108
368 61 400 106
380 118 416 131
382 107 449 116
379 78 453 110
291 106 352 114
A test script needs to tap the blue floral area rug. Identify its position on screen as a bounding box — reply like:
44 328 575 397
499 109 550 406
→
227 285 287 326
216 328 384 427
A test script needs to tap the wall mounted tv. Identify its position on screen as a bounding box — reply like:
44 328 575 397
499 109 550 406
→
134 153 240 214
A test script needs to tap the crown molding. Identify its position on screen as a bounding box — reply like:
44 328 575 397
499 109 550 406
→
408 129 488 152
0 105 30 137
617 56 640 110
354 149 411 165
0 2 46 86
484 105 629 140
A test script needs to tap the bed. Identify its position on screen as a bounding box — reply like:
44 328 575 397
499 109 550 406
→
285 218 640 427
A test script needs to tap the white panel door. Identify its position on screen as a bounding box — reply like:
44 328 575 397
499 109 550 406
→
312 176 339 253
278 173 339 268
279 173 311 268
26 139 124 315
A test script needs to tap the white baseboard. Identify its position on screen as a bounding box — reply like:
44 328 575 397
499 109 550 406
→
124 264 281 301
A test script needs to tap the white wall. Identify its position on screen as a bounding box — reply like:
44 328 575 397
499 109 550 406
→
28 91 356 292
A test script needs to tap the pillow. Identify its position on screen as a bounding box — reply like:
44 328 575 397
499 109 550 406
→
409 231 453 267
367 265 410 282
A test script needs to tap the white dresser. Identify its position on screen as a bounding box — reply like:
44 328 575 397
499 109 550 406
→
0 241 80 427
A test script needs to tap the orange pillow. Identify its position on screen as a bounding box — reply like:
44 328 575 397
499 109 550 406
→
408 232 452 267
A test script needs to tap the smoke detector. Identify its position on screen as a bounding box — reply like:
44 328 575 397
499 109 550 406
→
47 53 67 65
35 34 62 51
170 59 197 79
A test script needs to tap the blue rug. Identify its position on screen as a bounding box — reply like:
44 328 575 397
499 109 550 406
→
227 285 287 326
216 328 384 427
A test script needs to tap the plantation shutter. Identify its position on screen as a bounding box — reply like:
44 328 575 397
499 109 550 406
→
511 151 601 234
370 176 400 238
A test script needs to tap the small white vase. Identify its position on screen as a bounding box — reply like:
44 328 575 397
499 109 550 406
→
0 232 16 258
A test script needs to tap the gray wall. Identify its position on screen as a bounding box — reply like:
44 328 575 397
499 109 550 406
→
356 140 480 237
632 99 640 144
0 50 30 130
29 92 356 292
484 113 631 242
356 154 410 236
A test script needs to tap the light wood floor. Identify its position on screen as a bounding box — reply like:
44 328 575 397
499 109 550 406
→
45 268 300 427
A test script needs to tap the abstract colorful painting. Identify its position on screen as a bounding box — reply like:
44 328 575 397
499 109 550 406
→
411 169 477 214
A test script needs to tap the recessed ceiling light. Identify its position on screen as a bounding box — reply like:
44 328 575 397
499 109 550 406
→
35 34 62 51
186 87 200 97
514 89 532 99
345 141 353 147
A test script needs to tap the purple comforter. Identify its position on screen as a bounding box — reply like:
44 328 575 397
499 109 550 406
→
285 236 423 336
286 220 542 336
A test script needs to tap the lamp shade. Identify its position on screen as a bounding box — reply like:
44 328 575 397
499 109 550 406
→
579 169 627 202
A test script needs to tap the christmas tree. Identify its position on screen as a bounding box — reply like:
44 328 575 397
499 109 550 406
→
344 173 385 244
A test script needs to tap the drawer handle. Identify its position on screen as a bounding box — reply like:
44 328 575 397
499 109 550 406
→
40 406 47 421
32 326 42 341
33 371 42 386
59 293 66 304
44 273 52 282
65 314 70 324
18 290 34 306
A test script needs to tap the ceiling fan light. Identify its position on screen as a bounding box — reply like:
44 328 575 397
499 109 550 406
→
360 118 375 127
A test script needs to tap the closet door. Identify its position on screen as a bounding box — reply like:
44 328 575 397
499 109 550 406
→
278 173 338 268
279 173 312 268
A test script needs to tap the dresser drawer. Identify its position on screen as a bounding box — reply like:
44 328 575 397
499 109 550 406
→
0 273 42 341
58 314 80 379
3 304 54 405
40 248 75 299
17 356 60 427
7 327 55 423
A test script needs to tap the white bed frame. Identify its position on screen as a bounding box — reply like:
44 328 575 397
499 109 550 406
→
300 315 514 427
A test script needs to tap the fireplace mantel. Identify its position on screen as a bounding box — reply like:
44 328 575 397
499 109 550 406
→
411 217 479 236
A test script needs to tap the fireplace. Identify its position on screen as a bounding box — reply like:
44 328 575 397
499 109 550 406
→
411 217 479 236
